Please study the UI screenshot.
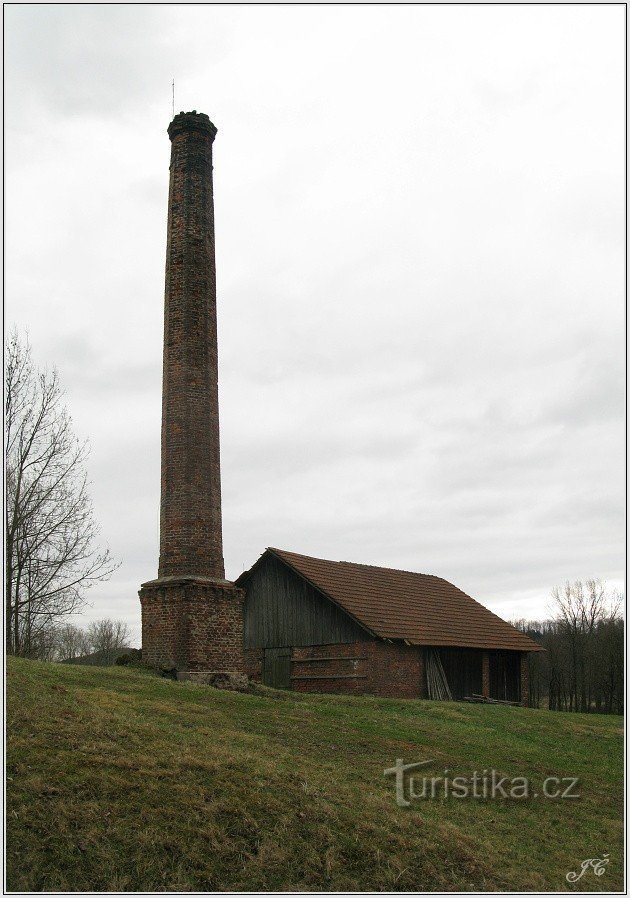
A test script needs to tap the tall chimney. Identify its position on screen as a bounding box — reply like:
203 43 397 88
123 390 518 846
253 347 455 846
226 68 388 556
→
139 112 245 683
159 112 223 580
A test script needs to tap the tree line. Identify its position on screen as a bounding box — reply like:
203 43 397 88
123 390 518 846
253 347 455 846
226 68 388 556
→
22 617 134 665
514 579 623 715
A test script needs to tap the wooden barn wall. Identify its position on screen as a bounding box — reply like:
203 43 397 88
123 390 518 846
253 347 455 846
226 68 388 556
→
243 554 369 648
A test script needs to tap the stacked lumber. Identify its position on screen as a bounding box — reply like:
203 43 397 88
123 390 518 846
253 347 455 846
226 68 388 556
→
426 648 453 701
463 693 520 706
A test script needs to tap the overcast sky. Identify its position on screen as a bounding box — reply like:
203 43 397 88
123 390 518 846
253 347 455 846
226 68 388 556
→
5 5 625 642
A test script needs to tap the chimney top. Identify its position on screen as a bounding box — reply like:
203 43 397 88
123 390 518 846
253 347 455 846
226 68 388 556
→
168 111 217 142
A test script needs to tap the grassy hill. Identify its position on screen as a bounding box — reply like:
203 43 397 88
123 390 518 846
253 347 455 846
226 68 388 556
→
6 657 623 892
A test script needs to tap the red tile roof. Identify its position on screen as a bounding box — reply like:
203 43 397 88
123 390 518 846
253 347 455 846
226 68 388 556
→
251 548 542 652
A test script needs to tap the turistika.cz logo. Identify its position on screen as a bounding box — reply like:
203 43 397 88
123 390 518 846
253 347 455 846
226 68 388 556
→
384 759 580 807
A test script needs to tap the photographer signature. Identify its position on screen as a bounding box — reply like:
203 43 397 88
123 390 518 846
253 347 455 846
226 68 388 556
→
566 854 609 883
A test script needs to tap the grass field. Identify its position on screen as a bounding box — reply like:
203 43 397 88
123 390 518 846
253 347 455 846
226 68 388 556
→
6 657 624 892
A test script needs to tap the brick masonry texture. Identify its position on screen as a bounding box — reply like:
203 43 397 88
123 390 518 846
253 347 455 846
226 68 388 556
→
520 653 530 706
292 642 425 698
140 112 245 677
140 580 245 673
243 647 264 681
159 112 224 580
243 641 426 699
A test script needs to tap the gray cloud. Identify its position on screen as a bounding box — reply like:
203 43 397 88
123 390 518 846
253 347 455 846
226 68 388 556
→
5 5 624 636
4 6 227 118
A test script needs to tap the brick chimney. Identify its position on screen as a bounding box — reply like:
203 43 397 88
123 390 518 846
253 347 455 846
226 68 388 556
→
139 112 245 683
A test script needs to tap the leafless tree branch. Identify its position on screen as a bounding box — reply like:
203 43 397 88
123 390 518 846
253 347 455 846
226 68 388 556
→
5 331 120 656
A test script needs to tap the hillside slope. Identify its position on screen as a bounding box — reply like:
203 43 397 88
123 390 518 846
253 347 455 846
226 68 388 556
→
6 658 623 892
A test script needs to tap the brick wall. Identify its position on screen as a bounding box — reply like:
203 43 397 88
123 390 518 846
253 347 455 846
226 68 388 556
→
520 652 530 707
367 642 426 699
140 579 244 673
234 639 531 704
290 641 425 699
159 111 224 580
243 646 264 680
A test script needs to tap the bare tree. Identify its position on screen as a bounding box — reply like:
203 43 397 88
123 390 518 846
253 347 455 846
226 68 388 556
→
86 618 131 664
54 622 91 661
551 579 610 712
5 332 118 657
516 580 623 714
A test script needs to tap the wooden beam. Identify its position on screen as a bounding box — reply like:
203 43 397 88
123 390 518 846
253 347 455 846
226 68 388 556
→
290 674 368 680
291 656 367 663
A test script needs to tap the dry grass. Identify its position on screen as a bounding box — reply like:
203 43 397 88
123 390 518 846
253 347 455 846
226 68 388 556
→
6 657 623 892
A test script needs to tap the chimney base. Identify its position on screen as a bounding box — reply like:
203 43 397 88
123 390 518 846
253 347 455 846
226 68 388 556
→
140 578 244 675
177 670 249 691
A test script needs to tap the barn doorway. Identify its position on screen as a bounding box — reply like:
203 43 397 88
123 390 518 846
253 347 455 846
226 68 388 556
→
489 651 521 702
437 648 483 700
263 647 292 688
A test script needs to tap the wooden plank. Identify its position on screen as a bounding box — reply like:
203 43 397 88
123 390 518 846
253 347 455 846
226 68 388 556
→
466 693 520 706
291 656 367 663
290 674 368 680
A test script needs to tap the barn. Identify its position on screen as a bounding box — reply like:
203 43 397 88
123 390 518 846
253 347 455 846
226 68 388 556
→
237 548 543 704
